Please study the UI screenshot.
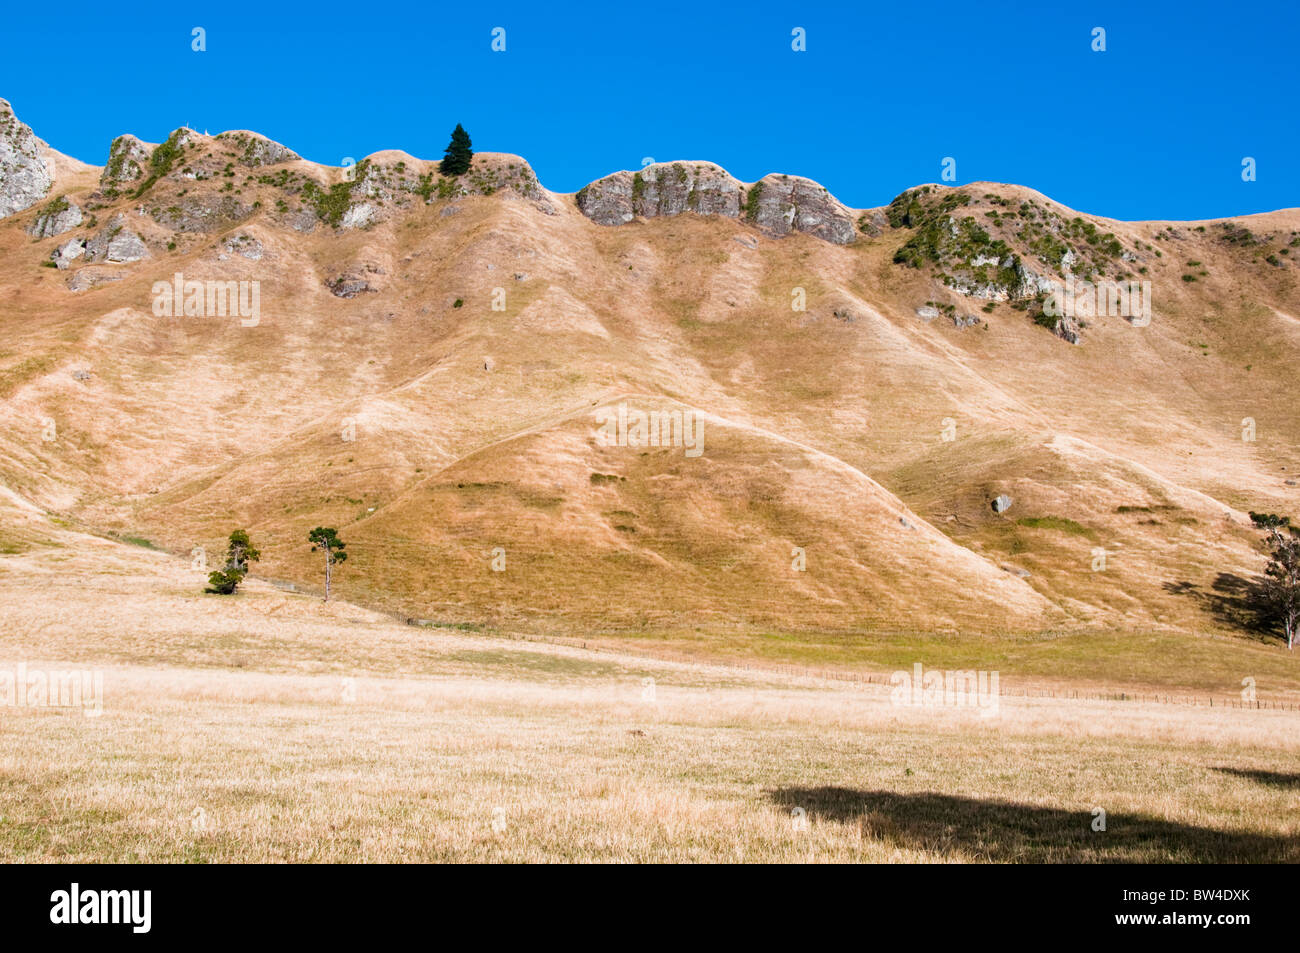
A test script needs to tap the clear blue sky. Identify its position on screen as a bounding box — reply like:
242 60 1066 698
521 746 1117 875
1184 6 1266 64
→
2 0 1296 220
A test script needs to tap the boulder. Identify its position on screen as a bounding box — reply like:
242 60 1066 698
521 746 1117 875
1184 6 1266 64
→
27 196 82 237
0 99 54 219
326 263 383 298
915 306 939 322
51 238 86 269
991 495 1013 514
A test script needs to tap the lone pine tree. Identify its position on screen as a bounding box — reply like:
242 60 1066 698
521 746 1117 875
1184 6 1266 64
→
439 124 473 177
308 526 348 602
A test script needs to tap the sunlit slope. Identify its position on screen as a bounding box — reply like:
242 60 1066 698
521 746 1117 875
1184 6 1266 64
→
0 122 1296 635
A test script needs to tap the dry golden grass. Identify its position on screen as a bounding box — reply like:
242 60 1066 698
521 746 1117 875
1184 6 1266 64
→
0 526 1296 863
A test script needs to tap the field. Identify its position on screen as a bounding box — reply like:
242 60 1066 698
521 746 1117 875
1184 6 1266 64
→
1 529 1295 863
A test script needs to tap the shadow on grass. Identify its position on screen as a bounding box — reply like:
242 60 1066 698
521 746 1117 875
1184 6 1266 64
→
769 786 1297 862
1163 574 1281 644
1213 767 1300 789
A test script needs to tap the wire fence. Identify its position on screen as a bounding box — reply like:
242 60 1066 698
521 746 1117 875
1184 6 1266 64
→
260 575 1300 713
469 628 1300 712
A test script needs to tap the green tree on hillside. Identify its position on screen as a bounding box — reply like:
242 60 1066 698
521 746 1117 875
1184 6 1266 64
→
1249 512 1300 650
206 529 261 595
439 124 473 177
308 527 348 602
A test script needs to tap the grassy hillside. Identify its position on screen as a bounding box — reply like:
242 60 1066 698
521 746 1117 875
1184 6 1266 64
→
0 124 1297 646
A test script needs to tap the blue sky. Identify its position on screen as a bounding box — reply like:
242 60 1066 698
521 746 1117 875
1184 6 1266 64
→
2 0 1295 220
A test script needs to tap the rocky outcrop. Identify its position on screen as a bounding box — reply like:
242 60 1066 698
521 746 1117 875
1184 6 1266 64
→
1052 316 1082 345
220 233 263 260
51 238 86 269
27 196 82 237
85 214 149 263
746 174 857 244
100 134 151 192
0 99 53 219
216 131 299 167
151 195 254 233
326 262 383 298
340 202 378 230
66 267 124 292
578 162 741 224
575 162 857 245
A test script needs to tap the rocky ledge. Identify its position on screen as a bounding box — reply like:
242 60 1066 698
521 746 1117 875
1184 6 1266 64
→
575 162 857 245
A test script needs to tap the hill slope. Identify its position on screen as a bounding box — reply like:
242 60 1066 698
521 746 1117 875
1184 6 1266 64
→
1 102 1298 639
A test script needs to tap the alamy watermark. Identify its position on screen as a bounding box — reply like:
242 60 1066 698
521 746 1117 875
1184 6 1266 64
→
0 663 103 716
595 402 704 457
152 273 261 327
890 662 999 716
1042 278 1151 327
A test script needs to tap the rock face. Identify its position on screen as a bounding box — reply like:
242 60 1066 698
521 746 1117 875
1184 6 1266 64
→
748 174 857 244
27 196 82 237
100 134 151 192
51 238 86 269
152 195 254 233
340 202 377 230
575 162 856 245
85 213 149 263
0 99 54 219
1052 316 1082 345
219 131 298 167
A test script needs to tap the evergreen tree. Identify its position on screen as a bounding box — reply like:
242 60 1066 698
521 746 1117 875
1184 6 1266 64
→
1249 512 1300 650
308 527 348 602
439 124 473 177
206 529 261 595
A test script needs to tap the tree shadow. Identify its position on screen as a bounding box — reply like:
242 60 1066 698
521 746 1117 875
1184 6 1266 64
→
1213 767 1300 789
769 786 1297 862
1163 573 1279 641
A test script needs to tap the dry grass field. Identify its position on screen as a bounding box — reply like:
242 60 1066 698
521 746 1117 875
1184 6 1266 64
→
0 518 1296 863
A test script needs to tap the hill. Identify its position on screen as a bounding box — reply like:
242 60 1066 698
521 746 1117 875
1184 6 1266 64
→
1 99 1298 643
